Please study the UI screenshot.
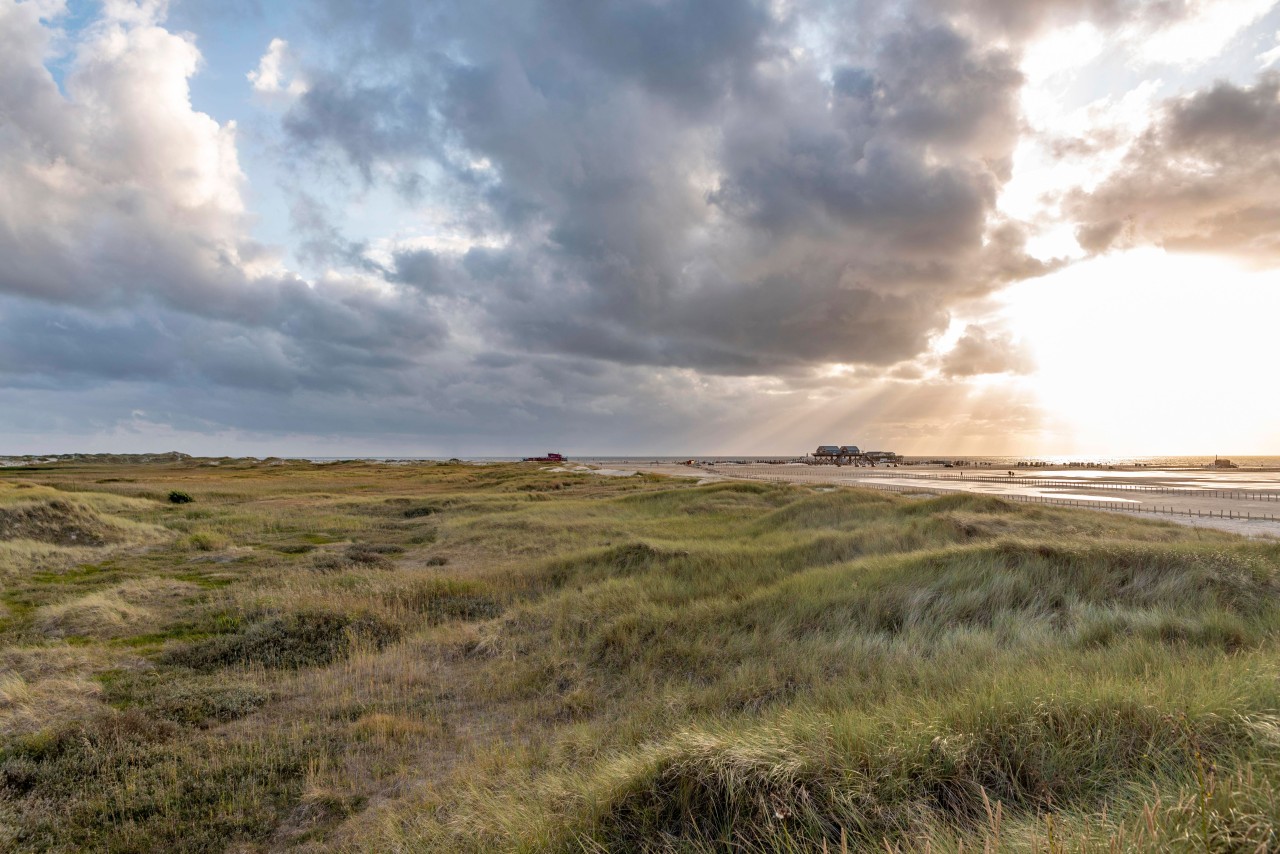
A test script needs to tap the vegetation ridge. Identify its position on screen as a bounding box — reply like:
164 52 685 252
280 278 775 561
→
1 460 1278 851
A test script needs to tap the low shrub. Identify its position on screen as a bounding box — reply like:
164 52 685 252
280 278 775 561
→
103 672 270 726
168 491 194 504
403 505 440 519
345 543 405 565
0 499 122 546
150 680 270 725
161 610 402 670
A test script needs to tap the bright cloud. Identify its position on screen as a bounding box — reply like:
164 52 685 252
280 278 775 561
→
1138 0 1276 66
1260 30 1280 66
248 37 306 98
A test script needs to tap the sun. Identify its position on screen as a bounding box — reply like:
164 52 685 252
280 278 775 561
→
998 248 1280 455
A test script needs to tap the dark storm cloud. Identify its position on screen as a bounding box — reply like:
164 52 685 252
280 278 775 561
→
514 0 777 112
1070 72 1280 260
7 0 1255 449
281 0 1047 375
282 70 443 180
0 288 441 396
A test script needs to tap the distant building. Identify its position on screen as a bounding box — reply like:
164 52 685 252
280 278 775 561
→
811 445 898 466
523 452 566 462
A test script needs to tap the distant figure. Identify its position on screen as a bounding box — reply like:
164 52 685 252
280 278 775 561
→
1008 471 1014 476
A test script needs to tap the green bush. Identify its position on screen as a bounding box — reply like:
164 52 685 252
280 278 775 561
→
168 491 194 504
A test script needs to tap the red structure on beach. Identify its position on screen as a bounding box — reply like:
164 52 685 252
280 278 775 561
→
523 452 566 462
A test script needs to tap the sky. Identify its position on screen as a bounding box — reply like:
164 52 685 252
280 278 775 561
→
2 0 1279 457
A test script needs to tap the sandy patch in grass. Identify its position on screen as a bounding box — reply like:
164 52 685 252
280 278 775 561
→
544 465 637 477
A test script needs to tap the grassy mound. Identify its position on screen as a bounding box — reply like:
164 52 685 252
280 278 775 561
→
34 591 152 639
572 699 1277 851
0 499 125 547
34 580 199 640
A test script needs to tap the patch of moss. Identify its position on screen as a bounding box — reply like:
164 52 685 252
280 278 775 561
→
31 563 123 585
173 572 234 589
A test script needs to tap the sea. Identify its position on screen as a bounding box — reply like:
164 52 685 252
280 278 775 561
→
306 455 1280 469
583 456 1280 468
4 454 1276 469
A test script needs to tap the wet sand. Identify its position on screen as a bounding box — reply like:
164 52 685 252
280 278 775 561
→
628 462 1280 539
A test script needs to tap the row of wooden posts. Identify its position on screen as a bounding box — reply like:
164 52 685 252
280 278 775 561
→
877 483 1280 521
852 471 1280 502
733 473 1280 523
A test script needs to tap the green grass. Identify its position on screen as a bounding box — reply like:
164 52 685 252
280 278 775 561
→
1 460 1279 851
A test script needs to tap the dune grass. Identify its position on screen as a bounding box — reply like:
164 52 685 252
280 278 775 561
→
0 458 1278 851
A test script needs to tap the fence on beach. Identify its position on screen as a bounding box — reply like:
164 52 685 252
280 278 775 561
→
853 480 1280 522
852 471 1280 502
708 467 1280 523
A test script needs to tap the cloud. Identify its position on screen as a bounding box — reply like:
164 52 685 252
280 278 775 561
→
1259 31 1280 67
939 324 1034 377
248 37 307 98
931 0 1273 65
276 0 1053 377
0 0 447 397
0 0 245 306
1130 0 1275 66
1069 72 1280 260
2 0 1271 452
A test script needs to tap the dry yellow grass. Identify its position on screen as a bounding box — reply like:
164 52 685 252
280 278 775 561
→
0 646 109 736
32 579 199 640
34 590 153 638
3 459 1280 852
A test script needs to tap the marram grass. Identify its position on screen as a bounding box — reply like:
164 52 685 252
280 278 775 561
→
0 458 1278 851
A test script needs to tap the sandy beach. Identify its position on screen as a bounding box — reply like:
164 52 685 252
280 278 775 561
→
628 462 1280 539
